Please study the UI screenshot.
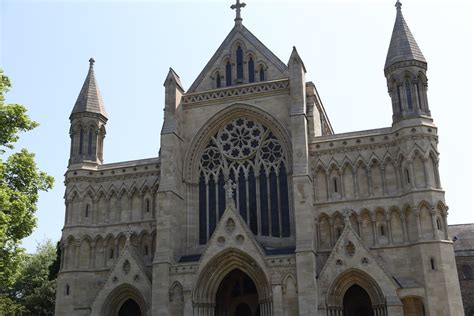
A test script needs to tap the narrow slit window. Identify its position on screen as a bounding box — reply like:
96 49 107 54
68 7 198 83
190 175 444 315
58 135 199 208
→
333 177 338 193
259 66 265 81
430 258 435 270
226 61 232 86
337 228 342 238
87 128 93 155
85 204 89 218
216 72 221 88
248 57 255 82
236 46 243 81
66 284 70 296
146 199 150 213
144 245 149 256
79 128 84 155
380 225 385 236
405 79 413 110
109 248 114 259
405 169 410 184
436 218 442 230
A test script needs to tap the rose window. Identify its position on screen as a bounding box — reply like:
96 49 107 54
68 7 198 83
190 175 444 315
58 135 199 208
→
198 117 291 244
218 118 263 159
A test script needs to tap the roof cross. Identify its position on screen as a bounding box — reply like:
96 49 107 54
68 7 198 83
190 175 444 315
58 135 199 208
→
224 179 237 206
231 0 246 24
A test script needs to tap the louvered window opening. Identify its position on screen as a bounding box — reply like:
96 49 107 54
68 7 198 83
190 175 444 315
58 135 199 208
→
198 117 290 244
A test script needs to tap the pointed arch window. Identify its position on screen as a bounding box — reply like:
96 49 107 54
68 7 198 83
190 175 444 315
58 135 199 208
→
216 72 221 88
87 128 93 156
259 66 265 81
198 118 291 244
79 128 84 155
226 61 232 87
248 57 255 83
405 79 413 111
236 46 244 82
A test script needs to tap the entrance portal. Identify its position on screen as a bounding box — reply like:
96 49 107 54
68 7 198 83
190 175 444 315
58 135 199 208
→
118 298 142 316
343 284 374 316
215 269 260 316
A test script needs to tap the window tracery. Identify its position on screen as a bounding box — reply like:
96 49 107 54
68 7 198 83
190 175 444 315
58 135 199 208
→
198 117 290 244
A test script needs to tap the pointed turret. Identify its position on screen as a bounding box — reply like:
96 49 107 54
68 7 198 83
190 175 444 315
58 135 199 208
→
68 58 108 166
161 67 184 135
384 1 431 124
70 58 108 120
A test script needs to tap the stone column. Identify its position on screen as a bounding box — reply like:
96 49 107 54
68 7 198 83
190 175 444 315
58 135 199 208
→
394 162 401 193
352 170 359 198
414 210 423 240
367 168 373 196
90 241 96 269
325 171 331 201
400 213 408 242
103 245 108 268
408 160 415 189
371 215 378 246
386 216 393 245
442 211 449 240
430 208 439 240
381 166 387 195
338 170 345 199
358 219 363 240
315 222 321 250
329 218 334 246
74 239 81 269
422 158 430 188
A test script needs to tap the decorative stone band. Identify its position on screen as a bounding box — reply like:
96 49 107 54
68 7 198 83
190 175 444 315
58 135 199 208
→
182 79 290 105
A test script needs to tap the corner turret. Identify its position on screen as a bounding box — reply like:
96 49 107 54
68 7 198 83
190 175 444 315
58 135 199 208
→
69 58 107 166
385 1 431 124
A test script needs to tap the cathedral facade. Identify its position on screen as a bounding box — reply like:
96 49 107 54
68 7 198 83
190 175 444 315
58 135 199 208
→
55 2 464 315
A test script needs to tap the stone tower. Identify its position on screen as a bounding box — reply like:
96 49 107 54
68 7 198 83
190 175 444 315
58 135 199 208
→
69 58 107 166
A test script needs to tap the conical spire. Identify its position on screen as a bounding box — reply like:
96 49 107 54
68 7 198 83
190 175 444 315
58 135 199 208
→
71 58 107 119
384 1 426 70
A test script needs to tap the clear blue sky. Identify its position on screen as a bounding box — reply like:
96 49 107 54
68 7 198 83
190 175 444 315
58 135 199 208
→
1 0 472 253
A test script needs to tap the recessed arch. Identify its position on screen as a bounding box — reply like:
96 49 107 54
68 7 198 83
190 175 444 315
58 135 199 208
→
101 283 147 316
193 248 271 308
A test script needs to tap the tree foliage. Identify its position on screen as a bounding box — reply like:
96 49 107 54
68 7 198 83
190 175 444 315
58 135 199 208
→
3 240 57 315
0 69 54 297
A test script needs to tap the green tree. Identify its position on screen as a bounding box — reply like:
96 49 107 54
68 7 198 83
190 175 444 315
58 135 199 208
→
0 70 54 306
10 240 57 315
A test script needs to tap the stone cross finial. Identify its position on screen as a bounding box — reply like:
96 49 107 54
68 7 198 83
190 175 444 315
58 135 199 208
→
125 225 134 246
395 0 402 10
342 208 353 224
231 0 246 24
224 179 237 205
89 57 95 68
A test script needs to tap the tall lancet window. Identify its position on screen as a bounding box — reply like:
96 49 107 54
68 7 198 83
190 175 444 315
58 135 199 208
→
79 128 84 155
198 117 291 244
248 57 255 83
216 72 221 88
236 46 244 82
405 79 413 111
87 128 93 156
226 61 232 87
259 66 265 81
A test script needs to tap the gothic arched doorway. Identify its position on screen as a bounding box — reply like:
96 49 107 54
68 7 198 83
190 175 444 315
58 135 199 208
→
215 269 260 316
343 284 374 316
118 298 141 316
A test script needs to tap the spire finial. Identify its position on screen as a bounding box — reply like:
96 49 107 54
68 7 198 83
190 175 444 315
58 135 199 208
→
395 0 402 11
224 179 237 206
89 57 95 68
230 0 246 24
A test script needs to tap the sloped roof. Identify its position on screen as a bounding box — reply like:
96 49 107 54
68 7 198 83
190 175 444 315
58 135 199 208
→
384 1 426 70
187 23 289 93
71 58 108 119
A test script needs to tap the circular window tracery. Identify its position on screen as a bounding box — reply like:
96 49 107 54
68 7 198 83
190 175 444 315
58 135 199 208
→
217 118 264 160
198 117 290 244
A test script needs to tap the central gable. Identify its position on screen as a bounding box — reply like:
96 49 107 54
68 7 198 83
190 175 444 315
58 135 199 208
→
187 24 289 93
